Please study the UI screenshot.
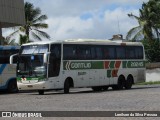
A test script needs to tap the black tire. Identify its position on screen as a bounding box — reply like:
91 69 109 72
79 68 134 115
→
92 86 102 91
64 79 70 94
125 76 133 89
117 76 125 90
112 76 125 90
38 90 44 95
7 80 18 93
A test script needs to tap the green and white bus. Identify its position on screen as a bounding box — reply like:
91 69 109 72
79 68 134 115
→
0 46 20 93
10 39 146 95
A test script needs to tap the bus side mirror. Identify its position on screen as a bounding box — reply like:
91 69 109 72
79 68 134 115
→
43 52 50 64
10 54 18 64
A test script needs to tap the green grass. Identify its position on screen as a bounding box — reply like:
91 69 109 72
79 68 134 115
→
136 81 160 85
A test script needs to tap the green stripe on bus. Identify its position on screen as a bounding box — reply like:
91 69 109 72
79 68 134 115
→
123 61 128 68
109 61 115 68
107 70 112 78
63 60 145 70
123 61 145 68
64 61 104 70
91 61 103 69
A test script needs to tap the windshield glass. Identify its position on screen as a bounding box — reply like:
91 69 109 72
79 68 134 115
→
20 44 48 54
17 54 47 78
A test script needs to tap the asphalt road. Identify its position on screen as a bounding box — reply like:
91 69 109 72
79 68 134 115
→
1 84 160 112
1 85 160 120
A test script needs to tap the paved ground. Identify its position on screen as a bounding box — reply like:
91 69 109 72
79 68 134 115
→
0 85 160 119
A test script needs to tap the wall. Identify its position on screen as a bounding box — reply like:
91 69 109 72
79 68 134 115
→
0 0 25 28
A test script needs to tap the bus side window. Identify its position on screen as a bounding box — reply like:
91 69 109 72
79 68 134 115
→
126 46 135 59
0 49 19 64
76 45 91 60
49 44 61 77
95 46 103 60
108 46 115 59
116 46 125 59
135 46 143 59
103 47 109 59
91 46 96 59
63 45 76 60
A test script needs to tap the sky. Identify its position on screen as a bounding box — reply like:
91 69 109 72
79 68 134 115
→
3 0 149 41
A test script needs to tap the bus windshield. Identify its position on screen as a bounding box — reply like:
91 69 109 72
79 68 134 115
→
20 44 48 54
17 54 46 78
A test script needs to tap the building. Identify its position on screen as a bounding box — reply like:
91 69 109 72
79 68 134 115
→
0 0 25 45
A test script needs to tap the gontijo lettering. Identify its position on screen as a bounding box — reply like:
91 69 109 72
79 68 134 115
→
71 62 91 69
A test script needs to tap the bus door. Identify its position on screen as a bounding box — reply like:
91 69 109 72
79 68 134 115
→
48 44 62 88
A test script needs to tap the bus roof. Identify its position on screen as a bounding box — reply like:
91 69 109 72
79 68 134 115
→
22 39 143 46
0 45 20 50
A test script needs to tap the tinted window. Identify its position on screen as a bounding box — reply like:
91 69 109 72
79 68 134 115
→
126 46 135 59
63 45 77 60
0 49 19 64
95 46 103 60
103 46 115 59
116 46 125 59
135 46 143 59
76 45 91 60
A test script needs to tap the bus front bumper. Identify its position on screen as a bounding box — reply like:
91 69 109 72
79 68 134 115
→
17 81 47 90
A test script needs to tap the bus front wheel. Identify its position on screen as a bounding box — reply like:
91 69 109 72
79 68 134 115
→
64 79 70 94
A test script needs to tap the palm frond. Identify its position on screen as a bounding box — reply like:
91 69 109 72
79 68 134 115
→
32 23 48 29
33 15 47 23
33 29 50 39
126 26 141 40
132 30 143 41
128 13 140 20
6 30 20 40
31 31 42 41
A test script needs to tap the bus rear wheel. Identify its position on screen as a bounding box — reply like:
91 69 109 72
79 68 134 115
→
7 80 18 93
112 76 125 90
125 76 133 89
117 76 125 90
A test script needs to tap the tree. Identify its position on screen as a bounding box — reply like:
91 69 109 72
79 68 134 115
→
142 39 160 62
8 2 50 45
126 0 160 41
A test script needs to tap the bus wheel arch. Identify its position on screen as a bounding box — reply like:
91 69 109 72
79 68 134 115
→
64 77 74 94
125 74 134 89
7 79 18 93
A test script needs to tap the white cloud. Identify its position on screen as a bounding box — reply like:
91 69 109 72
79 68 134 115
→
3 0 149 42
43 7 139 40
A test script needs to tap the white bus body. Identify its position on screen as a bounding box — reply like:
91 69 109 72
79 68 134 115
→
0 46 20 92
11 39 146 94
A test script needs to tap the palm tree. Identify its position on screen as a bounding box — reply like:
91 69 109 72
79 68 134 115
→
126 0 160 41
8 2 50 44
